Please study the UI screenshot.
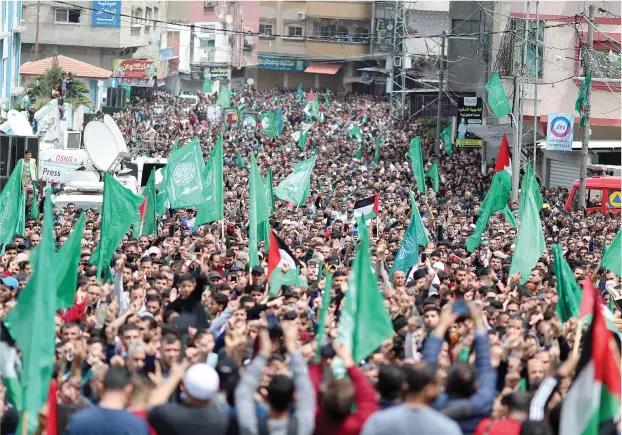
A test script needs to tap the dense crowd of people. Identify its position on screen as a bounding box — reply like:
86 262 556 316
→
0 87 620 435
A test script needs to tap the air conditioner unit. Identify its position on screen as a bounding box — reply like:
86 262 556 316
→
297 12 306 20
205 0 218 7
394 57 402 67
65 131 82 150
12 26 26 33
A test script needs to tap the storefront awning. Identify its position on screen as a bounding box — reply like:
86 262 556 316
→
304 63 343 75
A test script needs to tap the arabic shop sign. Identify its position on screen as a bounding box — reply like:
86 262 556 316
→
92 1 121 28
258 55 306 71
113 59 159 80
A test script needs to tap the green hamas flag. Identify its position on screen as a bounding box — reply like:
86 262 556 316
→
425 161 440 193
56 212 85 310
296 122 312 151
509 163 545 284
203 77 212 94
338 218 394 363
296 82 303 103
485 71 512 119
408 137 426 194
91 174 144 275
349 123 362 143
466 170 511 252
410 191 430 246
390 194 420 277
15 192 26 238
602 229 621 278
166 137 205 209
373 136 382 163
552 244 581 323
575 71 592 128
0 164 23 250
236 151 246 168
142 169 158 236
324 89 330 106
355 141 364 160
196 133 224 226
315 273 333 362
216 84 233 107
274 155 317 207
503 204 516 228
263 168 275 213
5 194 58 434
440 124 453 156
249 154 270 267
261 111 278 139
29 181 39 219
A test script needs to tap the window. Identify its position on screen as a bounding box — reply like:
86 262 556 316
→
354 27 368 42
452 19 479 35
145 7 152 28
199 38 215 49
259 23 273 36
287 25 303 38
495 18 543 78
154 7 159 20
54 8 80 24
588 189 603 207
132 8 143 25
319 24 348 38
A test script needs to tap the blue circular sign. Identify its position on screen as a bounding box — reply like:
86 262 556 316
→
550 116 571 138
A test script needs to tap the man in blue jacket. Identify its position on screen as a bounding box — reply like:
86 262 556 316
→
423 302 497 435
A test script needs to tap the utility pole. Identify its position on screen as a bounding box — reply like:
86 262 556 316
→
532 0 539 170
578 4 595 208
189 24 195 73
34 1 41 61
512 1 530 201
435 31 446 156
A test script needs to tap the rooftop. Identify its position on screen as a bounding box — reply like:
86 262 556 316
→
20 55 112 79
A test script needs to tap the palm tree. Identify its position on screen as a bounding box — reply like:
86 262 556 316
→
28 56 92 110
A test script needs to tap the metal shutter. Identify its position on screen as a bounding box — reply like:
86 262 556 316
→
547 159 580 189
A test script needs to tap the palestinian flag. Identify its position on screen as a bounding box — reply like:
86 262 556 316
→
494 134 512 174
354 194 379 220
267 229 300 280
560 279 621 435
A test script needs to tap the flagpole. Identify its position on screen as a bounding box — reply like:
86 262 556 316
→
221 219 225 242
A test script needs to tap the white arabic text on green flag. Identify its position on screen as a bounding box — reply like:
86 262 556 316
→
274 155 317 207
440 124 453 156
166 137 205 209
485 71 512 119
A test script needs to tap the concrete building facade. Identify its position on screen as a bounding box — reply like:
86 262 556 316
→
20 0 168 71
252 1 373 91
1 0 25 111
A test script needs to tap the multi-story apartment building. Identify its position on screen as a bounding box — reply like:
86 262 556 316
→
0 0 25 111
20 1 168 71
166 0 259 92
252 1 373 91
489 1 621 187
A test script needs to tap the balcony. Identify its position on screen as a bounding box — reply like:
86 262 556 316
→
307 2 371 20
306 40 369 57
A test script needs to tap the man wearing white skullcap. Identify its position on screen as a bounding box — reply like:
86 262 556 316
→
148 363 236 434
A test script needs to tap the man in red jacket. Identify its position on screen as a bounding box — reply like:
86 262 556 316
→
310 344 378 435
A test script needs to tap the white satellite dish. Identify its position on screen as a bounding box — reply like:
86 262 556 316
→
83 121 120 171
246 78 255 86
7 110 34 136
102 114 128 154
225 14 233 24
